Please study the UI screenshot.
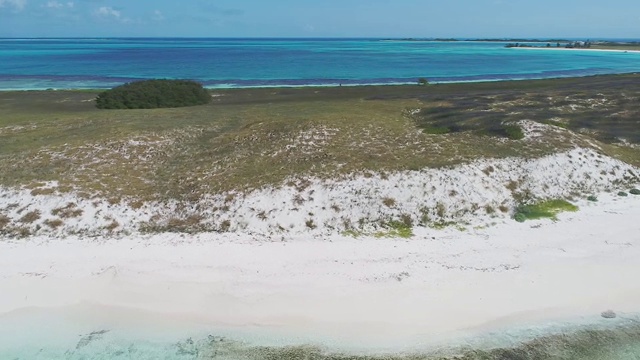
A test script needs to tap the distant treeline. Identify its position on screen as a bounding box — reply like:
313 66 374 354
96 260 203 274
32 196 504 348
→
383 38 640 45
385 38 572 42
505 41 592 49
96 79 211 109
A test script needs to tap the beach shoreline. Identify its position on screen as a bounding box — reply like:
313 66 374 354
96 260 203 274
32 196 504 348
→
2 70 640 92
512 46 640 54
1 191 639 356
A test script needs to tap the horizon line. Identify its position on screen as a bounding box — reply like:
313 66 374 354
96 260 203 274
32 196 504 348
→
1 36 638 40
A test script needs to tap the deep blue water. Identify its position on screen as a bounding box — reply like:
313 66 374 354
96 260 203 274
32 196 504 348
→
2 38 640 89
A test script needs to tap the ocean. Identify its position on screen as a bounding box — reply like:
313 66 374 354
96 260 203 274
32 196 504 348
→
1 38 640 90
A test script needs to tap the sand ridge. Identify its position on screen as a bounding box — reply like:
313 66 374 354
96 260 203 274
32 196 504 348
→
1 146 638 238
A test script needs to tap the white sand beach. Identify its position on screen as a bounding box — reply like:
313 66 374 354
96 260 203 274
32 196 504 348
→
513 47 640 54
1 191 639 353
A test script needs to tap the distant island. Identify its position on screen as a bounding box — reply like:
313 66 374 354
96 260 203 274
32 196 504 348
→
505 41 592 49
384 38 573 43
505 40 640 51
381 38 640 51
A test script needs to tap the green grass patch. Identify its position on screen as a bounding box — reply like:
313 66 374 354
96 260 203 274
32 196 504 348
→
374 221 413 238
428 221 458 230
493 124 525 140
514 199 579 222
474 124 526 140
341 229 362 238
542 119 569 129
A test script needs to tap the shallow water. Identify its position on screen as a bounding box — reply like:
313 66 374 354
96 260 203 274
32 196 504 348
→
2 38 640 89
2 307 640 359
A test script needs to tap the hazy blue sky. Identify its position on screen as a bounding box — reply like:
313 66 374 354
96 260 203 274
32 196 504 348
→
1 0 639 38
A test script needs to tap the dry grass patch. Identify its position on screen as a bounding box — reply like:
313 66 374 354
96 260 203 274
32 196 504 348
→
129 200 145 210
382 197 397 208
305 219 317 229
44 219 64 229
167 215 203 229
482 166 495 176
140 214 206 233
219 220 231 232
14 226 31 237
0 215 10 229
51 203 83 218
104 220 119 232
19 210 41 223
506 180 520 192
30 188 56 196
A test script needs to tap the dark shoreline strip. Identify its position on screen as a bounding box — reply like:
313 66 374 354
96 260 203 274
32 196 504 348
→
1 67 639 91
170 321 640 360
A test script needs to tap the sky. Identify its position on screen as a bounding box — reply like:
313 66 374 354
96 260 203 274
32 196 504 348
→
1 0 639 38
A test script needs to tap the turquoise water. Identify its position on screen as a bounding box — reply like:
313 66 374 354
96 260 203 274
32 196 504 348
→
2 306 640 359
3 322 640 359
2 38 640 89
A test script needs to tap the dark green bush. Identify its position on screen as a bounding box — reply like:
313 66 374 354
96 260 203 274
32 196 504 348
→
630 188 640 195
96 79 211 109
587 195 598 202
498 124 526 140
474 124 525 140
618 191 628 197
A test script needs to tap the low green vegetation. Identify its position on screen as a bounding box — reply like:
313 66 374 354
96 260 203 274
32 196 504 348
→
483 124 525 140
630 189 640 195
514 199 579 222
425 221 468 232
618 191 628 197
341 229 362 238
542 119 569 129
341 220 413 239
587 195 598 202
95 79 211 109
410 74 640 147
1 74 639 202
376 220 413 238
413 105 526 140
